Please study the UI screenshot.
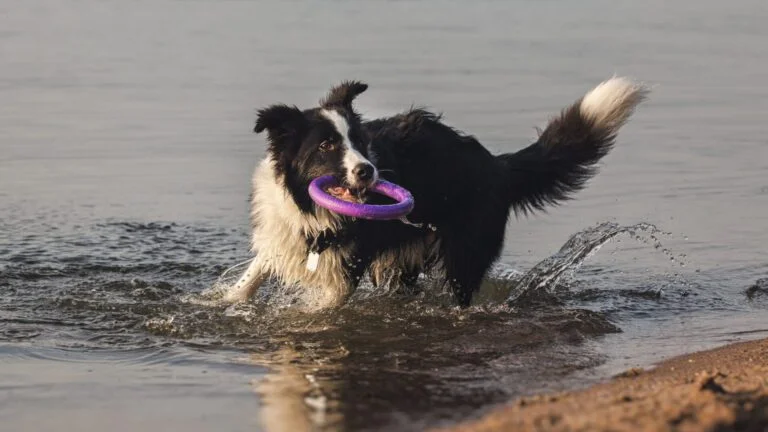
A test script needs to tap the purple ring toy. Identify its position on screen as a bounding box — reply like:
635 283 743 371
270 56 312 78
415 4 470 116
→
308 175 415 220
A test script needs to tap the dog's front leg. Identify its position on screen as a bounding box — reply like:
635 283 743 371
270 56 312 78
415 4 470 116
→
223 258 267 303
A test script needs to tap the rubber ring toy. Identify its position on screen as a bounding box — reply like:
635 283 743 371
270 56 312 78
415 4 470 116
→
308 175 415 220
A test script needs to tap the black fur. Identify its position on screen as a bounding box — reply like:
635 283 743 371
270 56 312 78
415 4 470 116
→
254 81 635 307
255 87 371 214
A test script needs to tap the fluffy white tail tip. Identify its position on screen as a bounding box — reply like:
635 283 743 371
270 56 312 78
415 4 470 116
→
580 77 650 130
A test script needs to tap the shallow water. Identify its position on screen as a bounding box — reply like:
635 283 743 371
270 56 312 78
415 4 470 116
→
2 0 768 431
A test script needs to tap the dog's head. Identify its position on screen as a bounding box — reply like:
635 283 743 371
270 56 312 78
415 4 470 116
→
254 81 379 213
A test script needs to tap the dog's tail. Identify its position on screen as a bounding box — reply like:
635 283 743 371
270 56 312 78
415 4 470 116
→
498 76 649 216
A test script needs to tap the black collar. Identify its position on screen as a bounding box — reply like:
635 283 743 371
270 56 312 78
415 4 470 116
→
306 227 350 254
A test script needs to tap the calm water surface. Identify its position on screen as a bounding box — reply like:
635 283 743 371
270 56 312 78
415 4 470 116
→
2 1 768 431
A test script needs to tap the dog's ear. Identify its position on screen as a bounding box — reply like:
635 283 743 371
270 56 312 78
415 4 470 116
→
254 104 305 136
320 80 368 108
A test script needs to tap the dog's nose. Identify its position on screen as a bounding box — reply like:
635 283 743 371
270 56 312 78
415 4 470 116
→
352 163 374 182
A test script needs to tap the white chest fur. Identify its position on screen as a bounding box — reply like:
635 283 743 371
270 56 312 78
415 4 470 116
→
247 159 354 308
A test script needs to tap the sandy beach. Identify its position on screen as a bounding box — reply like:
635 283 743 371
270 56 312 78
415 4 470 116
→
440 337 768 432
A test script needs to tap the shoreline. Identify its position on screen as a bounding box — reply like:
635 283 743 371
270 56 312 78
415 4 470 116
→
439 337 768 432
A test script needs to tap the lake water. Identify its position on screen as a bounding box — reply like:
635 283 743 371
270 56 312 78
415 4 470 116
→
2 1 767 431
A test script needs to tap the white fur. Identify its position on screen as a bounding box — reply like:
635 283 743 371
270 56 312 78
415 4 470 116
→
580 76 649 131
226 158 354 309
321 109 378 186
369 235 440 288
225 259 267 303
225 156 435 308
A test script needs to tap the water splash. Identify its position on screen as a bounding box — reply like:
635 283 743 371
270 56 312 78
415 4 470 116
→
182 258 255 306
200 221 691 311
746 278 768 303
506 222 683 304
5 216 755 432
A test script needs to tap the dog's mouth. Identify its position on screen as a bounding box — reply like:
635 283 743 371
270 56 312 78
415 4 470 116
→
326 186 367 203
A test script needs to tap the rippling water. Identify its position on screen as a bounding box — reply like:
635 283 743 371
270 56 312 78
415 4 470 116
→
2 1 768 431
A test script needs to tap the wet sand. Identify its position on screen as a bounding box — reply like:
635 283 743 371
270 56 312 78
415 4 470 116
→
440 337 768 432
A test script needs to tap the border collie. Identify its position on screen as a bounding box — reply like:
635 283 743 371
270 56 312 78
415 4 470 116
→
224 77 648 309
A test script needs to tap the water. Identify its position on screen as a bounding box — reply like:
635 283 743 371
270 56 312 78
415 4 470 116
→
2 0 767 431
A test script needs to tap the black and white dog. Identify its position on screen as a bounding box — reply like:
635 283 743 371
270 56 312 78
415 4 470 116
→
225 77 648 309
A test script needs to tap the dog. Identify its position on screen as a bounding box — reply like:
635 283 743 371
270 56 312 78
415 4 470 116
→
224 77 648 309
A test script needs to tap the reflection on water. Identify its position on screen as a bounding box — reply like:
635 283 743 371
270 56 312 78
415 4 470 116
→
5 219 757 431
1 217 766 431
0 220 674 431
3 0 768 430
247 305 617 432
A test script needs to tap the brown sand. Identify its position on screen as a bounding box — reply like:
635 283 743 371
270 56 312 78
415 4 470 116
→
439 338 768 432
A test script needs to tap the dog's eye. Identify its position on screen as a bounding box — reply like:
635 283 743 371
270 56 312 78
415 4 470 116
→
319 140 337 152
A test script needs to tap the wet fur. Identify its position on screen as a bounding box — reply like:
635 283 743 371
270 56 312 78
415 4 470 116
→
226 77 649 309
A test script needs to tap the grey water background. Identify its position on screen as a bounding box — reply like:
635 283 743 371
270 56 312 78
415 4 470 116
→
2 0 768 431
